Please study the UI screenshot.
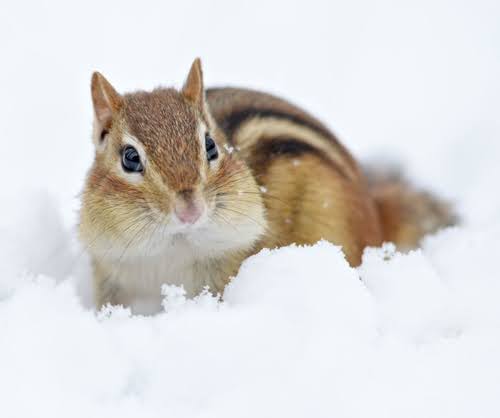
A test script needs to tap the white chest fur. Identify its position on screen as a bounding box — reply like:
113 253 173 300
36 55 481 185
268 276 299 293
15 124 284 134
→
90 209 263 314
101 236 220 315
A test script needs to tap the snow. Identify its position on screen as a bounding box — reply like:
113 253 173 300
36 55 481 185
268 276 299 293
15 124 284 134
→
1 0 500 417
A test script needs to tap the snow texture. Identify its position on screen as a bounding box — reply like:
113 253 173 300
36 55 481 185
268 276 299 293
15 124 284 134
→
1 0 500 417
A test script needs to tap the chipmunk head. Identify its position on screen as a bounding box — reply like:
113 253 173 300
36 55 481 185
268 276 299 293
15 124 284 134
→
80 59 266 260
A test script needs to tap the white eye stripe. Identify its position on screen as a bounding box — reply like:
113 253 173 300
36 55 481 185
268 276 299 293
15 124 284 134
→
198 122 208 148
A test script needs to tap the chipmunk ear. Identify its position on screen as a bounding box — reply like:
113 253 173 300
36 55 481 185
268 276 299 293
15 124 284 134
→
182 58 205 108
91 72 123 133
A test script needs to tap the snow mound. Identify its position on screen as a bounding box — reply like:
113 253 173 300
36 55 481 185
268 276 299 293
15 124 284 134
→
1 195 499 417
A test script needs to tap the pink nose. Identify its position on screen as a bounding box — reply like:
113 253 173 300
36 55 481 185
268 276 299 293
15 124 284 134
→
174 200 203 224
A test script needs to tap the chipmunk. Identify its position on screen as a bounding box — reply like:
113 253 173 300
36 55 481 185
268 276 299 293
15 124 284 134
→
79 58 454 314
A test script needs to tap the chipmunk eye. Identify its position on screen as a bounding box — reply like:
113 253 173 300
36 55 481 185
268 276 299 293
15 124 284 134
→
121 146 143 173
205 133 218 162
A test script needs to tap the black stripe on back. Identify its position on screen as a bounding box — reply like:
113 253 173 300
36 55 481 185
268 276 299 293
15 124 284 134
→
249 137 348 180
216 107 338 146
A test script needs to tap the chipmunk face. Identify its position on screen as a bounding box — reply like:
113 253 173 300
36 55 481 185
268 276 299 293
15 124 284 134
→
80 59 266 261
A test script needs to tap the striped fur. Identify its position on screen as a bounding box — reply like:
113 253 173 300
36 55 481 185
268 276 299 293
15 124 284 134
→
207 87 455 260
207 87 383 264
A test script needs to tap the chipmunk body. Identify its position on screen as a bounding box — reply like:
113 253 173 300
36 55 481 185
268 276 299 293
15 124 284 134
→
80 59 453 314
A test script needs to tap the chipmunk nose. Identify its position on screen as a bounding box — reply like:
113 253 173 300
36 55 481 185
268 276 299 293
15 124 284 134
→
174 189 204 224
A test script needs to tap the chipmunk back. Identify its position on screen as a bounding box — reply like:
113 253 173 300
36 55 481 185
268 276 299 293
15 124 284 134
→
80 58 454 314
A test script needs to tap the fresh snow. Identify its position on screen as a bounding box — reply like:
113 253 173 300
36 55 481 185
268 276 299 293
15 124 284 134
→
1 0 500 417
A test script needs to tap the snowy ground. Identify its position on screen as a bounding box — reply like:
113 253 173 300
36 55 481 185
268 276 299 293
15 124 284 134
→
1 1 500 417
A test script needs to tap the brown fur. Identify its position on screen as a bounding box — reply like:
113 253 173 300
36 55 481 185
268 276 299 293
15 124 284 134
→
80 58 455 313
124 89 202 188
366 169 457 250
